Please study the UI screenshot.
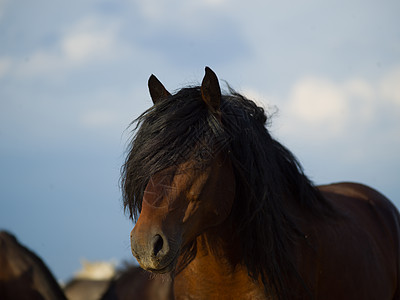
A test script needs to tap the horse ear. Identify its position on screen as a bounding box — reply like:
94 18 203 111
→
148 74 171 104
201 67 221 113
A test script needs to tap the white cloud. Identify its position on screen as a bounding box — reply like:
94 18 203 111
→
276 68 400 140
12 15 128 77
61 32 114 62
243 67 400 165
285 77 348 134
60 16 124 63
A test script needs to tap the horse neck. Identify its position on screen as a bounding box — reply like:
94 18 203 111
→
174 221 269 300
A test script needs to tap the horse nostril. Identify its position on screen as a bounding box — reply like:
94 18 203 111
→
153 234 164 257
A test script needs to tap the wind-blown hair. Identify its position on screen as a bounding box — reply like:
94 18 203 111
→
121 86 335 299
122 87 228 219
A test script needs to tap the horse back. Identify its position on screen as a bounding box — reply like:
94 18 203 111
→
319 182 400 243
307 182 400 299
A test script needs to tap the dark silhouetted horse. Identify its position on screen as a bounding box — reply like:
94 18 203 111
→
0 230 66 300
122 67 400 299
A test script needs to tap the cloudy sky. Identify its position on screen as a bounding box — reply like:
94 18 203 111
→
1 0 399 281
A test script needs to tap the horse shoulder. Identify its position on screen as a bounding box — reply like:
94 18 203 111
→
306 182 400 299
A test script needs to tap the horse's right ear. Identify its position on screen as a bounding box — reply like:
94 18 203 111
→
148 74 171 104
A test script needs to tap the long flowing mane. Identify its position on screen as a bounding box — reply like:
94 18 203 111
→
121 86 336 298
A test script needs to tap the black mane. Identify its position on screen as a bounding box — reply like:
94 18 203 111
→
121 86 335 299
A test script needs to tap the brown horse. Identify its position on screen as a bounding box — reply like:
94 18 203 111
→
122 67 400 299
0 230 67 300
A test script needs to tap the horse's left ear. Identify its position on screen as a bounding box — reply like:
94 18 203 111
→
148 74 171 104
201 67 221 113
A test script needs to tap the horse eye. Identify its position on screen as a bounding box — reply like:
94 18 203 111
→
197 148 212 161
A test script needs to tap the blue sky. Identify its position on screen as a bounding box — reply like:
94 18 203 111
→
1 0 399 281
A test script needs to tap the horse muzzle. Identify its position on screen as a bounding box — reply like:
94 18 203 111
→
130 229 179 273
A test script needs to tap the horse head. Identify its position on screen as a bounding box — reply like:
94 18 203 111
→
129 68 236 273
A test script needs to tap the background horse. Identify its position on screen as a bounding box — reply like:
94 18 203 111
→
63 261 171 300
0 230 66 300
122 67 400 299
63 260 115 300
100 265 172 300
